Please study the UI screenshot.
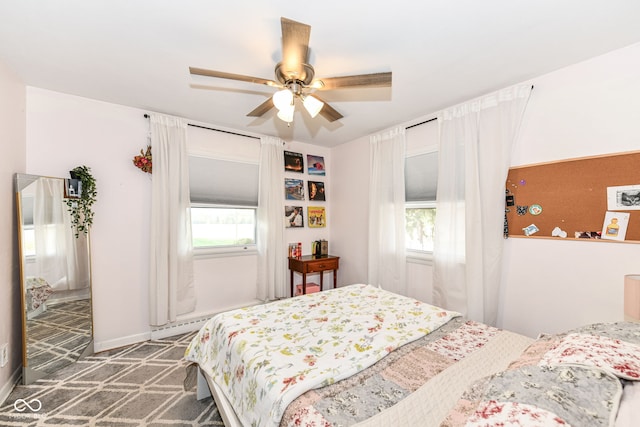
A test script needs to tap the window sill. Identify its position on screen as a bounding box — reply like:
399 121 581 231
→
194 245 258 260
406 249 433 266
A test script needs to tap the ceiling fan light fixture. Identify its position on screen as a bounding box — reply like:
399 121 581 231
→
273 88 294 111
303 94 324 118
277 104 295 123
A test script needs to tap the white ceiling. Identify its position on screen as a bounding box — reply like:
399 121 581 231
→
2 1 640 147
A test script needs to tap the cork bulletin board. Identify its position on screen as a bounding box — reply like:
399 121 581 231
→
505 150 640 242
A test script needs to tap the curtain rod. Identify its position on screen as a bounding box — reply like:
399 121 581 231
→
143 114 260 140
405 85 534 130
406 117 436 130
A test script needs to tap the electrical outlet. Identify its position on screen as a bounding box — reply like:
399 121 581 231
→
0 343 8 367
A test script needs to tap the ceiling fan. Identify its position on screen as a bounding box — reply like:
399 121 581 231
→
189 17 392 124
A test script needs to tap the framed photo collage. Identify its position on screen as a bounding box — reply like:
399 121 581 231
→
284 151 326 229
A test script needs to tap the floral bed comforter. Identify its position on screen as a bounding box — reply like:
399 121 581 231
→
441 321 640 427
184 284 460 427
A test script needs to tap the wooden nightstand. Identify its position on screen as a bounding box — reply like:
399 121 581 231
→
289 255 339 296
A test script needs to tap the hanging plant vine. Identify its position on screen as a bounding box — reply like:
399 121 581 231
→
66 165 97 238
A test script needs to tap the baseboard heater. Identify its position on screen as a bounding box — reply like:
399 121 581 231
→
151 300 264 340
150 314 213 340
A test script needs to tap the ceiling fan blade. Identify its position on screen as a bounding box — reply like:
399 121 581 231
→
311 94 343 122
280 17 311 82
190 67 279 87
247 97 275 117
313 72 392 90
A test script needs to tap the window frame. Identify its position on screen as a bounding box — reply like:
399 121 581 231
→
191 203 258 259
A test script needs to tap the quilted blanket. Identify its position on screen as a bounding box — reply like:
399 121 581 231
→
184 284 460 427
280 317 504 427
442 321 640 427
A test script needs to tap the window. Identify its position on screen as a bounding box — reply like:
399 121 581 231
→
405 150 438 253
186 126 261 253
406 202 436 252
21 226 36 257
189 156 259 251
191 205 256 247
405 118 438 255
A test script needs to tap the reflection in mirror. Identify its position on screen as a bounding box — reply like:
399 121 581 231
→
15 173 93 384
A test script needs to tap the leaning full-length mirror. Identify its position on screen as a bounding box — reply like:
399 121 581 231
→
15 173 93 384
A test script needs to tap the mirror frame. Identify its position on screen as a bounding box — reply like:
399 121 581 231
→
15 173 94 384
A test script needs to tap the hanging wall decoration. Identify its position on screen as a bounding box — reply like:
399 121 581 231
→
133 145 153 174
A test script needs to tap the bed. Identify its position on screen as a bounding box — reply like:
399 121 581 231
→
184 284 640 427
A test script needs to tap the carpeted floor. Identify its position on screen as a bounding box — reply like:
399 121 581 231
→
26 299 93 375
0 332 225 426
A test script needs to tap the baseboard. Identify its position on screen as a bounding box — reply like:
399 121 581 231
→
93 332 151 354
0 367 22 406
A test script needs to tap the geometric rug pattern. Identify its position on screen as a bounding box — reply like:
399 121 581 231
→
26 299 93 375
0 332 225 426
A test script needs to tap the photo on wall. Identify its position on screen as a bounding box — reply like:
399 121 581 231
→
64 178 82 199
284 151 304 173
308 181 325 201
308 206 326 228
285 205 304 228
307 154 326 176
285 178 305 200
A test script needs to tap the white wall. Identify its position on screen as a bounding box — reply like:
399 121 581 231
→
330 135 370 286
0 61 26 402
26 88 153 350
331 42 640 339
24 88 334 351
499 42 640 337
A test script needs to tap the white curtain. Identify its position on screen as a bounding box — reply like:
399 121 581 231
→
368 127 407 295
34 177 89 291
433 84 532 325
256 136 287 300
149 113 195 326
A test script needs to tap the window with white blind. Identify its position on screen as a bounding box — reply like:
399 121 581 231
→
187 125 260 254
405 118 438 254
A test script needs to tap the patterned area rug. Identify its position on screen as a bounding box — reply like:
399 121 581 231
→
26 299 93 375
0 332 224 426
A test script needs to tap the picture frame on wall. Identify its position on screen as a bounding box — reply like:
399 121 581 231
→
285 178 305 200
307 154 326 176
284 151 304 173
285 205 304 228
64 178 82 199
308 181 325 201
308 206 326 228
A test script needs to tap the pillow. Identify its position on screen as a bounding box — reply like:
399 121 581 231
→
569 321 640 346
443 364 622 427
536 322 640 381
